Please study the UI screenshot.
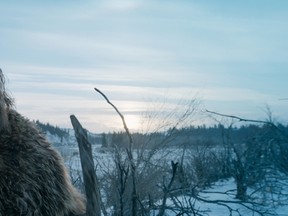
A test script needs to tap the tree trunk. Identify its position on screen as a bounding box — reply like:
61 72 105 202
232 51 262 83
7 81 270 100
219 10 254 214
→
234 160 247 201
235 175 247 201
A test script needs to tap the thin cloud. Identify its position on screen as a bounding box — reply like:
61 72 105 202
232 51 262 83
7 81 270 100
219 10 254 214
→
1 1 288 131
101 0 143 11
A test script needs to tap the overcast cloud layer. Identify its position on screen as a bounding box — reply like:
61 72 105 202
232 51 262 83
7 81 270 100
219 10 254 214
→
1 0 288 132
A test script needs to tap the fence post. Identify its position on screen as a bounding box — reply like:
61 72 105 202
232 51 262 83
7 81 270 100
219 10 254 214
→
70 115 101 216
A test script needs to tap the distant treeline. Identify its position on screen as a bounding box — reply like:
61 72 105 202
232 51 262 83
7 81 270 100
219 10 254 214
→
32 120 288 149
101 123 288 148
34 120 69 138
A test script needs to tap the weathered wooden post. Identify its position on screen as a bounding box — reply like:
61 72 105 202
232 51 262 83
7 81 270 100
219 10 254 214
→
70 115 101 216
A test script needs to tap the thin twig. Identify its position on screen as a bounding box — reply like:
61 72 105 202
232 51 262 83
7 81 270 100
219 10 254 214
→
206 109 274 126
94 88 133 146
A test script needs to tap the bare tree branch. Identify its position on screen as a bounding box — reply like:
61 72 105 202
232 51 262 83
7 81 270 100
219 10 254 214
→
158 161 179 216
206 109 275 126
94 87 137 216
94 88 133 146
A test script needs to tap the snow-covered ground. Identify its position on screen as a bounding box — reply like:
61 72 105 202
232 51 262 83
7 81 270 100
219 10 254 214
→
150 177 288 216
48 132 288 216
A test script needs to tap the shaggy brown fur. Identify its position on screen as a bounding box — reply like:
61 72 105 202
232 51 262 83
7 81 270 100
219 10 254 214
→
0 70 86 216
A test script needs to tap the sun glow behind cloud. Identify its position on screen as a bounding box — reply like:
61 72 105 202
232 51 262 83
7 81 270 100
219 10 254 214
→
5 64 285 132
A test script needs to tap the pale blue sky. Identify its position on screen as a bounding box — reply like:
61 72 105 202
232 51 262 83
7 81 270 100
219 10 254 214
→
1 0 288 132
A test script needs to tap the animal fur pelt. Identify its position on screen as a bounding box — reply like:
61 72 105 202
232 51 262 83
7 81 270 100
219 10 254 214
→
0 70 86 216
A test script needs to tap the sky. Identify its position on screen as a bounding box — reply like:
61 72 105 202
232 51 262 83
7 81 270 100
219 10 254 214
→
1 0 288 132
